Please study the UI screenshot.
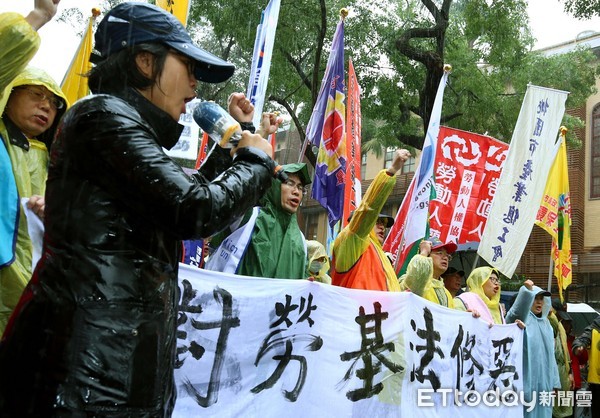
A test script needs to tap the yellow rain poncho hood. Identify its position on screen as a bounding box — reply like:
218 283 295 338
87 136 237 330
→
306 240 332 284
0 65 68 334
1 66 69 148
466 266 502 324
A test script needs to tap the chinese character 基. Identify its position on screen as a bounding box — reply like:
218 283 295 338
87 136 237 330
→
340 302 404 401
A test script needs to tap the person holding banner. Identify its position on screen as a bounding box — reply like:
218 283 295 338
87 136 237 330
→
399 236 457 307
0 0 68 336
206 162 311 279
0 2 275 416
455 266 506 324
331 149 411 291
506 280 561 418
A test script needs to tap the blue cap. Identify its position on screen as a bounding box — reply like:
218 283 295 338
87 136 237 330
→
95 2 235 83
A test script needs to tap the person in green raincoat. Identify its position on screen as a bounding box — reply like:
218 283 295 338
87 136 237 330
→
0 0 69 335
206 162 311 279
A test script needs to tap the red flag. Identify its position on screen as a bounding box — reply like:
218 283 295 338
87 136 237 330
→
342 59 361 227
269 132 276 159
429 126 508 246
194 132 211 170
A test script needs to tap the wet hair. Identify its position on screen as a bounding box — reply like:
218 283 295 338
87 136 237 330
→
88 43 170 94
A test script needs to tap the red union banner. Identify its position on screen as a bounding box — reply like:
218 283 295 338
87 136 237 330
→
429 126 508 247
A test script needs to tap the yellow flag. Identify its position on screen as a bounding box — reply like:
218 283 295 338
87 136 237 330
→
60 9 100 105
156 0 190 26
535 130 572 299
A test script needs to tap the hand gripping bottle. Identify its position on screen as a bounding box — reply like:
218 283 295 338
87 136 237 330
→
193 101 288 181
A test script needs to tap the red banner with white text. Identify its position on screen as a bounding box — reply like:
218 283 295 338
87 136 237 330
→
428 126 508 248
342 60 362 227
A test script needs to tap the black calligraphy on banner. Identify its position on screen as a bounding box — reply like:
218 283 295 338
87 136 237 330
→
251 293 323 401
409 306 444 390
339 302 404 401
176 280 241 407
450 324 484 396
492 97 550 262
488 336 519 400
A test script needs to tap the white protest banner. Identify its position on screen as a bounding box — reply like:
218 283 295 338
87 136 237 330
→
174 264 524 417
478 85 567 277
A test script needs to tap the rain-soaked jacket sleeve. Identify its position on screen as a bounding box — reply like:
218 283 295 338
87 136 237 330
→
333 170 396 272
0 13 40 102
402 254 454 307
505 285 535 324
61 97 273 239
402 254 433 296
573 316 600 352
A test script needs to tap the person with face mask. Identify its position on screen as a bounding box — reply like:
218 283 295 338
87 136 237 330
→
306 240 331 284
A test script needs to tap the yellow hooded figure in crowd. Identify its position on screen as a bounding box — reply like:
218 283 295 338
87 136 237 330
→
306 240 332 284
455 266 505 324
0 10 69 334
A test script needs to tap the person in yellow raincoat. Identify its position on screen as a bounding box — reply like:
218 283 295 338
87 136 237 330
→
399 236 457 308
305 240 332 284
455 266 505 324
0 0 68 335
331 149 411 291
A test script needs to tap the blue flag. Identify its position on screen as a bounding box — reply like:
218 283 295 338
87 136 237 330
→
305 19 346 228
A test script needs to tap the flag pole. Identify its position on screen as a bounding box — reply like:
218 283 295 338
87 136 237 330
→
547 255 553 293
298 7 348 164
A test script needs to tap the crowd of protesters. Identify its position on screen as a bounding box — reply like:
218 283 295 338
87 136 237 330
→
0 1 597 417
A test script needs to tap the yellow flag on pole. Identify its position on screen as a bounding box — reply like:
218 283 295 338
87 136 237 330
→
60 8 100 105
535 128 572 299
156 0 191 26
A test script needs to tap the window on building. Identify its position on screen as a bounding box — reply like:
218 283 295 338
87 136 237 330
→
361 153 367 179
401 156 416 174
383 147 396 169
592 104 600 198
305 214 319 241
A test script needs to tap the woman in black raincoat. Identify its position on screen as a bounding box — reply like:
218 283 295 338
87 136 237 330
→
0 3 275 417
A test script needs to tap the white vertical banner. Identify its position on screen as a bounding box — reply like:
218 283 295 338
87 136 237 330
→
247 0 281 128
477 85 568 277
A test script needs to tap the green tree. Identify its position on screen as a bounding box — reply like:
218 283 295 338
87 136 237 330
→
60 0 600 158
560 0 600 19
189 0 598 156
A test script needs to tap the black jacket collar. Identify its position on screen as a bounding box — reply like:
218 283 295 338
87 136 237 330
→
114 88 184 150
2 114 29 151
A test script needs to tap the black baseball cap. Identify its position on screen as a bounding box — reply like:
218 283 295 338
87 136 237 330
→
95 2 235 83
347 211 394 227
442 267 465 279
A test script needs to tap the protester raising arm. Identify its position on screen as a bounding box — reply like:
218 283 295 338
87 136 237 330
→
0 0 68 335
0 0 60 89
0 3 273 416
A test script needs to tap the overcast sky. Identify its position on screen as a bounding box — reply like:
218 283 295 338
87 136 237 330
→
2 0 600 83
